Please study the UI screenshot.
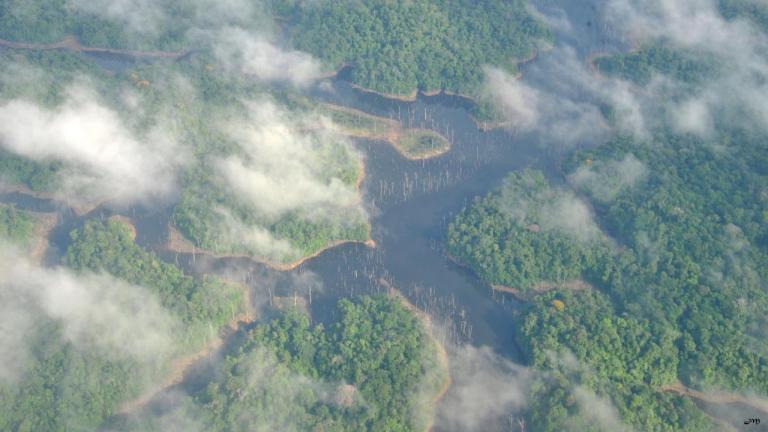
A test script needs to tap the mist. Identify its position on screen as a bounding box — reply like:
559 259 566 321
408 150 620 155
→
0 83 186 207
0 246 177 384
434 345 531 432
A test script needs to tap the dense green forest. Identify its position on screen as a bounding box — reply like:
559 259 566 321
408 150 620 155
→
521 290 717 432
66 219 245 348
0 0 255 50
592 45 718 87
447 170 610 291
0 49 370 263
0 322 149 432
449 25 768 427
271 0 551 96
119 296 445 432
0 0 129 46
0 219 245 431
0 204 34 245
450 131 768 430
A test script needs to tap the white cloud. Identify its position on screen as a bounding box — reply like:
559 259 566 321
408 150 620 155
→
210 27 325 87
215 100 362 220
573 386 634 432
482 47 641 145
605 0 768 135
0 84 185 206
0 247 177 383
568 154 648 202
435 345 531 432
498 172 603 242
212 206 297 260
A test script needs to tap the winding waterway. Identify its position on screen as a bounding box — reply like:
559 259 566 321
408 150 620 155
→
5 1 759 430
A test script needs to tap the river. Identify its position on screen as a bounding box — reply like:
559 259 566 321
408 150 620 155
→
8 1 754 431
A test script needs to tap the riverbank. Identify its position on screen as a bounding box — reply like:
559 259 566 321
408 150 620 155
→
378 278 451 432
446 252 591 301
118 278 258 414
338 47 543 106
165 223 375 271
28 211 58 263
0 183 102 216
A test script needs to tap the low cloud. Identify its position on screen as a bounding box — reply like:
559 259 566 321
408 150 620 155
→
0 247 177 384
215 100 363 221
212 206 297 261
489 0 768 146
209 27 325 87
482 47 642 146
498 172 602 242
435 345 531 432
568 154 648 202
65 0 326 87
605 0 768 135
0 84 186 207
572 386 633 432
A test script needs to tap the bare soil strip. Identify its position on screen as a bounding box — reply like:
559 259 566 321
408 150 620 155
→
0 36 187 58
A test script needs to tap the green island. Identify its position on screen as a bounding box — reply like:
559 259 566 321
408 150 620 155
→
449 132 768 430
271 0 551 97
319 104 451 159
115 296 447 432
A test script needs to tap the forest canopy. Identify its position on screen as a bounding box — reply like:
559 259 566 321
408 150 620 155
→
117 296 446 432
271 0 551 96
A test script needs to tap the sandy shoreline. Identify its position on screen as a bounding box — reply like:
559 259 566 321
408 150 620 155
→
323 103 451 160
491 279 592 301
27 211 58 263
446 252 591 301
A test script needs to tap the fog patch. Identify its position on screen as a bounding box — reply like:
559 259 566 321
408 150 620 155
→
209 27 325 87
482 47 644 145
435 345 531 432
0 84 186 207
572 386 634 432
606 0 768 135
0 246 177 384
568 154 648 202
212 207 297 262
497 172 602 242
215 100 363 221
